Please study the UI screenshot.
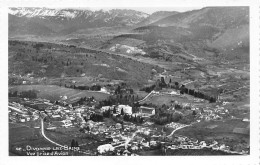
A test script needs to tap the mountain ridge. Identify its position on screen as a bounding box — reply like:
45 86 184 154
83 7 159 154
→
8 7 150 36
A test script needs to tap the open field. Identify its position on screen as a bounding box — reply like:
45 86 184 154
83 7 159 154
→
9 138 58 156
9 85 110 102
9 122 41 143
175 119 249 151
141 93 207 106
175 119 249 137
9 121 58 155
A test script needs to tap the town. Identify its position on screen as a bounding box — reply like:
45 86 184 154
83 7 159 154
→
9 76 249 156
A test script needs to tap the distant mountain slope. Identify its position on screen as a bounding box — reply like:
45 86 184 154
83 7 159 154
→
137 11 179 27
151 7 249 29
135 7 249 45
9 14 55 36
106 7 249 62
9 7 149 36
209 24 249 48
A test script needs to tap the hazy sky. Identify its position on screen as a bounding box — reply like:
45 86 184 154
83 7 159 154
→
64 7 203 14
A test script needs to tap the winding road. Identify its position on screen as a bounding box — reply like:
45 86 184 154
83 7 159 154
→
167 125 190 137
40 117 64 147
40 116 90 155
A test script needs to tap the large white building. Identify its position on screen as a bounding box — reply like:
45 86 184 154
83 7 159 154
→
117 105 132 115
139 106 155 117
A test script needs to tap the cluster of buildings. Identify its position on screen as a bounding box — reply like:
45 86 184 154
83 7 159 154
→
168 136 249 155
8 102 39 123
197 108 223 121
9 73 47 85
95 125 249 156
8 91 249 156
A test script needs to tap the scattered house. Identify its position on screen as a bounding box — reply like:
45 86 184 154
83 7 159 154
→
139 106 155 117
219 144 226 150
101 106 114 112
64 109 70 113
100 87 110 94
60 95 68 100
45 109 52 113
26 117 30 121
61 119 73 128
112 113 119 117
222 101 230 105
69 116 75 120
131 145 138 151
212 145 220 150
169 91 179 95
62 123 73 128
97 144 114 154
46 127 57 130
169 145 178 150
242 118 250 122
52 114 61 118
149 141 157 147
193 145 201 149
20 118 26 122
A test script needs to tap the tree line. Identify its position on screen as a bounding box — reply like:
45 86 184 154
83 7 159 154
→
63 83 101 91
140 77 217 103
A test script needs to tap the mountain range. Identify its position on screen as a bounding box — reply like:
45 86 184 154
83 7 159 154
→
8 7 249 61
9 7 150 35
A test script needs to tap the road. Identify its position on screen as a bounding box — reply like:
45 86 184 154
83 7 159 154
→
167 125 190 137
137 90 155 103
40 116 91 155
40 117 64 147
8 106 26 114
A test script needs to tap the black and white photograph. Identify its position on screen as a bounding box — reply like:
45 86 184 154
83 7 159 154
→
0 0 260 164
